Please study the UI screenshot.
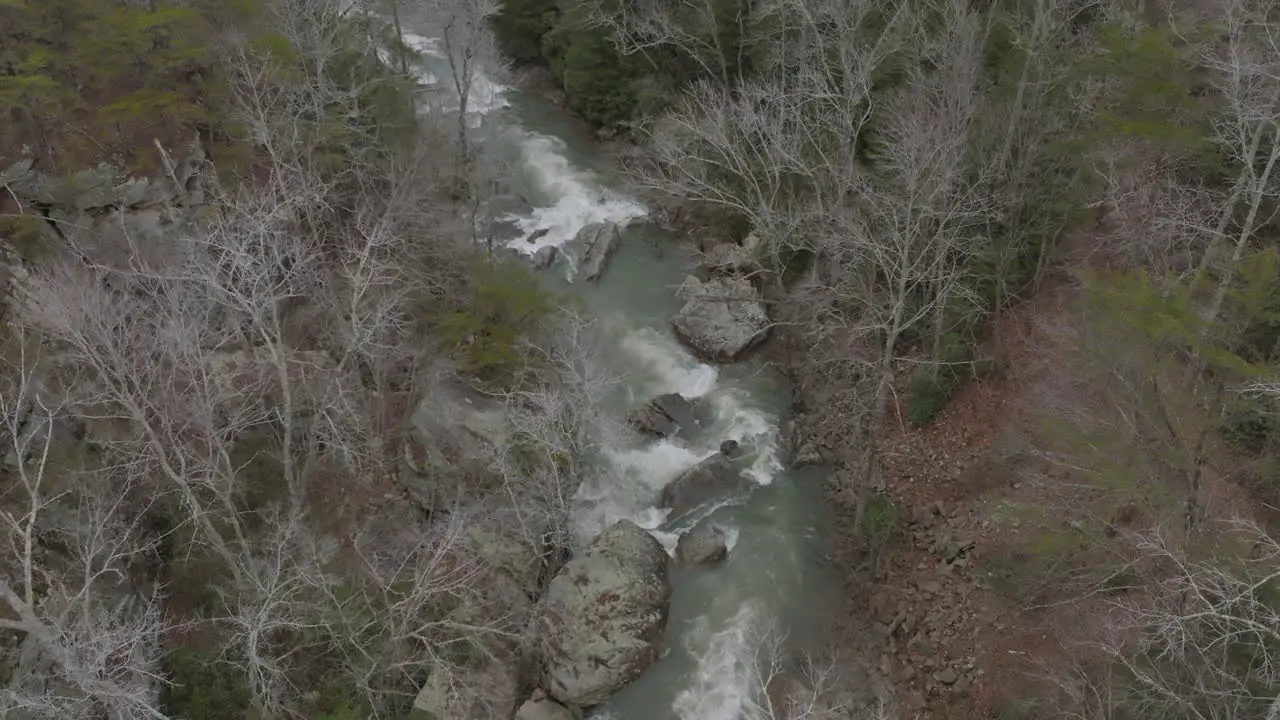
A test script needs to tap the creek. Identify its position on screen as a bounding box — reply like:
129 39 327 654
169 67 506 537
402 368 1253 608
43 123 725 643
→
406 33 831 720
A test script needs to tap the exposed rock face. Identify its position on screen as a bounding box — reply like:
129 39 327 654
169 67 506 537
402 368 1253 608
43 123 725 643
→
675 519 728 566
672 275 770 362
572 222 622 283
534 520 671 708
399 376 511 509
660 453 751 519
410 658 519 720
464 522 544 612
699 239 759 274
515 692 578 720
532 244 559 270
2 139 206 255
627 393 696 437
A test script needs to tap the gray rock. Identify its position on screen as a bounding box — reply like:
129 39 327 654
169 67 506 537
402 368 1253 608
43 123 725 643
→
627 393 695 437
412 378 509 465
410 658 518 720
935 667 959 685
399 376 512 509
532 245 559 270
516 693 578 720
660 454 751 519
792 441 823 469
719 439 740 457
675 519 728 566
572 222 622 283
766 673 811 719
464 523 544 612
527 227 552 244
700 242 755 273
672 276 770 362
535 520 671 708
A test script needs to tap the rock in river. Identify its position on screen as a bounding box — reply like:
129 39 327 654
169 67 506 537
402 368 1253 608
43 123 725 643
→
532 244 559 270
572 221 622 283
672 275 770 362
675 518 728 567
515 691 578 720
534 520 671 709
660 452 752 519
627 393 696 437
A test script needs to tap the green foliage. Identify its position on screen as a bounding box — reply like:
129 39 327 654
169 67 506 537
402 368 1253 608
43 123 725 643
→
491 0 561 65
1075 23 1218 170
861 492 899 547
431 258 556 384
230 432 286 511
544 20 640 127
983 506 1094 603
160 647 252 720
0 215 49 261
0 0 229 171
983 18 1026 83
907 368 959 426
302 676 371 720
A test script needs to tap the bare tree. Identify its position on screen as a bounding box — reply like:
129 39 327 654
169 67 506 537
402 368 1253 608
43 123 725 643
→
1049 520 1280 720
0 341 169 718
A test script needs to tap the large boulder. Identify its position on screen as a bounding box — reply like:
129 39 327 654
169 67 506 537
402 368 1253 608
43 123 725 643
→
660 453 752 519
532 244 559 270
627 393 696 438
516 692 578 720
672 276 770 362
675 519 728 567
464 522 544 614
572 222 622 283
410 658 519 720
399 376 511 509
534 520 671 708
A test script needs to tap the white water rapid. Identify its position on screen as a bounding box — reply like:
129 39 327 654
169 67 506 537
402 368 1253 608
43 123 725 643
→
401 34 826 720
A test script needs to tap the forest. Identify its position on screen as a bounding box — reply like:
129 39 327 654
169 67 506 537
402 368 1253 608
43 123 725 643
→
2 0 1280 717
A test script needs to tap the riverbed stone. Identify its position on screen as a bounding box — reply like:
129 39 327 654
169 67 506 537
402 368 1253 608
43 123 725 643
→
675 519 728 566
532 244 559 270
660 453 751 519
515 693 578 720
572 221 622 282
534 520 671 708
672 275 770 362
627 393 696 437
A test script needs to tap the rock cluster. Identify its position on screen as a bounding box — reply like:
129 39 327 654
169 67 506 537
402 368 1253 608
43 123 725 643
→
871 501 985 712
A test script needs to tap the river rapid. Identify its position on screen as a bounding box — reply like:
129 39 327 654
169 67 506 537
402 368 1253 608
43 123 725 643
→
405 33 830 720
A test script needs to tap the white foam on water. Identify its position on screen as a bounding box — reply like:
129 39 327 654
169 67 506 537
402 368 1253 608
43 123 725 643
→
619 327 718 399
672 603 768 720
398 32 510 125
502 130 647 254
723 525 741 552
705 390 784 486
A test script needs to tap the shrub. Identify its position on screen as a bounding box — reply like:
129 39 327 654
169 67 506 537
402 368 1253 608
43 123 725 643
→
543 21 640 127
907 368 959 426
160 647 251 720
431 258 556 384
0 215 50 261
491 0 560 65
862 492 900 548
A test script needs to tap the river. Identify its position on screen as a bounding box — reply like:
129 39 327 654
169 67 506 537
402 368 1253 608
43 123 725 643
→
405 33 830 720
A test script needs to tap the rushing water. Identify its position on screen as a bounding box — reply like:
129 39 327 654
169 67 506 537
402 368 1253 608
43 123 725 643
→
405 34 829 720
